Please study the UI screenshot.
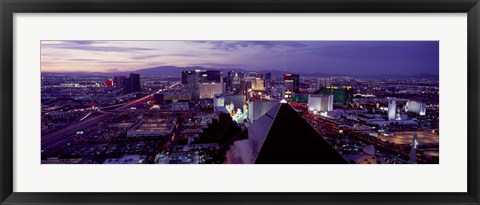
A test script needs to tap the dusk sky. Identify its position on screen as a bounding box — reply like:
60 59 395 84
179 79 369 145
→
41 41 439 76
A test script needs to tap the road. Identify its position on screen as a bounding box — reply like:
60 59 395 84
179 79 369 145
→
41 93 154 150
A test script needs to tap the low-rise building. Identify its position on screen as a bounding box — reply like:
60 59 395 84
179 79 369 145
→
127 118 176 137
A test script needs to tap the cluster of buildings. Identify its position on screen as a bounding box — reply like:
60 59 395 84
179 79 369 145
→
41 73 144 130
181 69 332 101
41 69 439 165
178 69 338 123
109 73 142 94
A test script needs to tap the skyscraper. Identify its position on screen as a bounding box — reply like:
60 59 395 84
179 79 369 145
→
206 70 221 83
129 73 141 93
227 71 245 94
181 70 198 90
388 98 396 121
194 70 221 83
122 77 131 93
283 73 300 93
283 73 299 100
251 77 265 91
316 77 332 90
122 73 141 94
181 70 193 84
264 72 272 89
114 75 127 88
317 86 354 106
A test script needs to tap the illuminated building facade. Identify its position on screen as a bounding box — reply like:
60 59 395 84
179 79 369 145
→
182 69 222 98
271 85 286 99
199 83 224 99
388 98 396 121
404 100 427 115
283 73 300 93
251 77 265 91
244 72 263 92
227 71 245 94
308 94 334 112
316 77 332 89
317 86 354 105
104 79 113 87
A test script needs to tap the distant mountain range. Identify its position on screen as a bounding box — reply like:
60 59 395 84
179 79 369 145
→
42 65 439 79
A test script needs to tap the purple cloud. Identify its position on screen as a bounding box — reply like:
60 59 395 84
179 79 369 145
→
65 58 144 64
41 40 439 76
66 58 97 62
65 40 98 45
42 41 157 52
131 53 197 60
131 54 162 60
192 41 306 51
298 41 437 60
57 45 155 52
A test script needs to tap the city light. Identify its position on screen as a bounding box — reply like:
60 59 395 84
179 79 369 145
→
40 40 439 165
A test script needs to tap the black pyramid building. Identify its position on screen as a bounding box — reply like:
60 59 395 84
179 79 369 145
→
225 102 348 164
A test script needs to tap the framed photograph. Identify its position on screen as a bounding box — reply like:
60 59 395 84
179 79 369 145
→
1 0 479 204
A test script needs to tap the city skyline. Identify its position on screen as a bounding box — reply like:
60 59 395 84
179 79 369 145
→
41 41 439 76
41 40 439 164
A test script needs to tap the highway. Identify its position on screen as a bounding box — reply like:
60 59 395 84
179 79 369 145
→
41 93 154 150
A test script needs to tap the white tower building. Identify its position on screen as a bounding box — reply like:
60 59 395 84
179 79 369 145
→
388 98 396 121
308 94 334 112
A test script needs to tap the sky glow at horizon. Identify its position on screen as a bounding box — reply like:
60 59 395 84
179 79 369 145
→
41 40 439 75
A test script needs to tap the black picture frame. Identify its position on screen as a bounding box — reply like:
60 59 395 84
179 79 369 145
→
1 0 479 204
